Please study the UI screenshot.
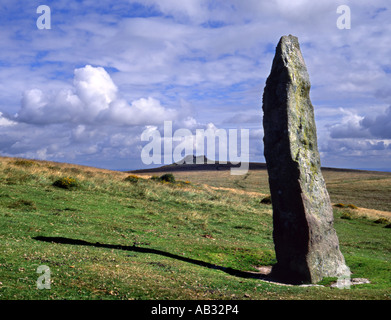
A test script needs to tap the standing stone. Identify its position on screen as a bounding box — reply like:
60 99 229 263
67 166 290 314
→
262 35 350 284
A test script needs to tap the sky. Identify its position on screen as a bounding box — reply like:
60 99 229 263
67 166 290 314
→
0 0 390 171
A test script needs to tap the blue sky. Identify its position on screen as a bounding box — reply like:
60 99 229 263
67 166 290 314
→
0 0 390 170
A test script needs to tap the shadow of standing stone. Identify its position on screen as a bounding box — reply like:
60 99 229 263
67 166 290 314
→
262 35 350 284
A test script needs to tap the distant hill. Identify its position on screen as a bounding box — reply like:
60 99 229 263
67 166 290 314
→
129 155 384 174
129 162 267 173
128 154 263 173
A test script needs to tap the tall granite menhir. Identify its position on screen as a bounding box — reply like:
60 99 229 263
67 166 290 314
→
262 35 350 284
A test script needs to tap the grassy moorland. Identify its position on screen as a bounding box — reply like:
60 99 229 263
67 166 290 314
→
140 168 391 212
0 156 390 300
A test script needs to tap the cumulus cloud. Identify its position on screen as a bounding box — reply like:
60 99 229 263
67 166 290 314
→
16 65 178 126
322 105 391 168
360 106 391 139
327 106 391 140
0 112 16 127
99 97 178 126
0 65 193 168
328 109 371 139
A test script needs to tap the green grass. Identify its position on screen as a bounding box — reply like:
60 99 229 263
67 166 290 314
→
0 157 390 300
142 169 391 212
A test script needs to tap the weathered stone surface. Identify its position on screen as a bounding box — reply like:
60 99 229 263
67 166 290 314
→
262 35 350 284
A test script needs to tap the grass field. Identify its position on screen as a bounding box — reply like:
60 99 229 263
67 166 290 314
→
137 168 391 212
0 156 390 300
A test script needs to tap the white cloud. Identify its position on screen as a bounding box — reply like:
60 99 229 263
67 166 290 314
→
321 105 391 168
16 65 178 126
101 97 178 125
328 108 371 139
0 112 16 127
361 105 391 139
74 65 118 114
327 106 391 140
0 64 185 168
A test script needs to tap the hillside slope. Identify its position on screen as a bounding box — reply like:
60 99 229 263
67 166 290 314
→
0 156 390 300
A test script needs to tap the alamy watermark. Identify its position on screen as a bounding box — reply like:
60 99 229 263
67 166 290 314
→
35 5 350 31
335 274 351 289
334 265 352 289
36 5 51 30
140 121 249 175
337 5 351 30
36 265 51 289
